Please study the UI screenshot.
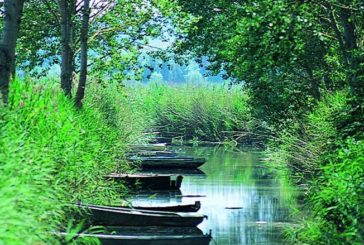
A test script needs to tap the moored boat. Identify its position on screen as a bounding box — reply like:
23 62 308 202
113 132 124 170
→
129 156 207 169
78 204 207 227
127 151 178 157
87 201 201 213
129 143 167 151
126 201 201 213
106 173 183 190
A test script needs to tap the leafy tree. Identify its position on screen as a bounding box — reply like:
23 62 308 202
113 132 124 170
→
166 0 364 127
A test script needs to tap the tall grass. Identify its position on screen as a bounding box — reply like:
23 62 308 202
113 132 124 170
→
291 139 364 244
266 89 364 243
127 81 261 144
0 78 135 244
266 90 350 180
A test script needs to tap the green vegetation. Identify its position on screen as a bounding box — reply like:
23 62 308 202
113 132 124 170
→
0 78 136 244
1 0 364 244
266 90 364 243
292 139 364 244
128 81 261 145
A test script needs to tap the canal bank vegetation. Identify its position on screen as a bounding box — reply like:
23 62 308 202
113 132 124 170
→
0 78 137 243
267 90 364 243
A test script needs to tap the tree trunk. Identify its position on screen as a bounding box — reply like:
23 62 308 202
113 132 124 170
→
0 0 25 104
340 8 362 99
58 0 75 98
75 0 90 108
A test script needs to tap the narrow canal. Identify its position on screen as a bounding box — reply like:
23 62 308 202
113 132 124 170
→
133 146 300 244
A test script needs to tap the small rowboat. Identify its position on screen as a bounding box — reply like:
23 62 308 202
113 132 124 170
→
129 156 207 169
118 201 201 213
78 204 207 227
129 143 167 151
58 227 212 245
106 173 183 190
127 151 178 157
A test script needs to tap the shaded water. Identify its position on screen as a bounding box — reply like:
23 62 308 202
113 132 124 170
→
133 146 299 245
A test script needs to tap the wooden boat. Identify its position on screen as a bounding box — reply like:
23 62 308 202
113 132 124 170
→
127 151 178 157
78 204 207 227
106 173 183 190
110 201 201 213
129 143 167 151
58 227 212 245
140 168 207 177
129 156 207 169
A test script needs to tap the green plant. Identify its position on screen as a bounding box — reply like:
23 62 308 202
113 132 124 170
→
290 140 364 244
127 80 258 144
0 77 134 244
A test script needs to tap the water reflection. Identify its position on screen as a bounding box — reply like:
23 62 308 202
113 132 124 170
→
131 146 299 244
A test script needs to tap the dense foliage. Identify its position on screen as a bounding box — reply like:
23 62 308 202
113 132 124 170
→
0 78 137 243
166 0 364 128
128 81 264 145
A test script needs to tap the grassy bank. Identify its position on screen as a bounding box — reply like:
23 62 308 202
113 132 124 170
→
127 81 264 145
266 90 364 244
0 78 142 244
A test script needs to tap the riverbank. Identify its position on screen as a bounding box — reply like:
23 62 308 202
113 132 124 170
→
0 78 144 243
266 90 364 243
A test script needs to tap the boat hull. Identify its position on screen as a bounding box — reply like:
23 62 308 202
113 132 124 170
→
106 174 183 190
130 157 207 169
129 144 167 151
127 201 201 213
80 205 206 227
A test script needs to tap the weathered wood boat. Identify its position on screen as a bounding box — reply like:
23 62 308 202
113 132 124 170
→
129 156 207 169
111 201 201 213
129 143 167 151
106 173 183 190
58 227 212 245
78 204 207 227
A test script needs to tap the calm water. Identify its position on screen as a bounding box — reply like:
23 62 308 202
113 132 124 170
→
133 146 299 245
